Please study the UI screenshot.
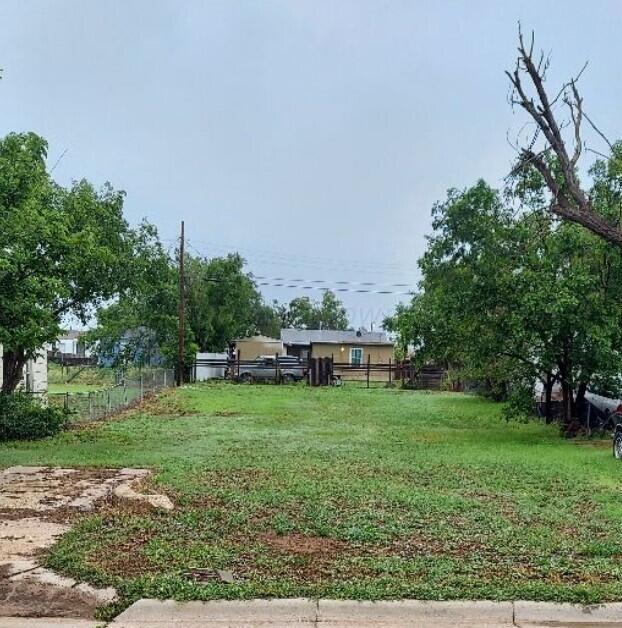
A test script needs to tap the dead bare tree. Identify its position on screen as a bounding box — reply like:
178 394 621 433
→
507 28 622 247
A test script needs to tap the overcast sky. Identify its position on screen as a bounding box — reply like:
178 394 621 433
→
1 1 621 329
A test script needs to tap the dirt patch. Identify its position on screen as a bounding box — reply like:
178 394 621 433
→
136 390 195 416
258 532 347 556
213 410 241 418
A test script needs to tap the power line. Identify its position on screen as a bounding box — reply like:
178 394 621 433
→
186 238 411 276
253 275 415 289
184 239 417 291
203 276 414 296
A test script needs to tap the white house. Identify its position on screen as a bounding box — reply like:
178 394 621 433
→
51 329 91 359
0 345 48 394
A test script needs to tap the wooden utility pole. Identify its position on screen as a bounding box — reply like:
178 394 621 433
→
177 220 185 386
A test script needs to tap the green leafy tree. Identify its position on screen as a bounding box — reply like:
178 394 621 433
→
280 291 348 330
0 132 148 392
90 251 278 365
253 301 282 339
86 234 189 366
387 167 622 433
186 253 270 350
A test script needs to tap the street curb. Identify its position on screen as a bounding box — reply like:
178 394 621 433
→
317 599 511 623
514 600 622 624
0 620 102 628
108 598 622 625
112 598 317 623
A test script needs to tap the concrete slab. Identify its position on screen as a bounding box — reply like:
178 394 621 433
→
515 600 622 625
113 482 174 511
112 599 317 624
0 466 174 618
317 600 513 625
0 518 69 565
74 582 118 604
9 567 76 588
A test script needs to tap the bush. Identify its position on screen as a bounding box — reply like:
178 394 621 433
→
0 393 68 441
501 382 536 423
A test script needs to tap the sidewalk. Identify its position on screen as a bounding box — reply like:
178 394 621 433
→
4 598 622 627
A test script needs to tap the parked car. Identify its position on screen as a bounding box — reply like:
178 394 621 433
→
236 356 307 384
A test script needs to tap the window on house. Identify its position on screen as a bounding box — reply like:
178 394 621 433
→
350 347 363 365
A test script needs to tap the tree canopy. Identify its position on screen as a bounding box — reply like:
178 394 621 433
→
386 151 622 432
89 251 281 366
278 291 349 331
0 132 151 392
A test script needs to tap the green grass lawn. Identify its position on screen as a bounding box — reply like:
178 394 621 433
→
2 383 622 613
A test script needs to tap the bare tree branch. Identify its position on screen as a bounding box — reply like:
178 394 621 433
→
507 29 622 248
583 110 615 153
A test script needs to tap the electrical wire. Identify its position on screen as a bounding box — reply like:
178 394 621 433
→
253 275 414 289
203 276 414 296
186 238 411 276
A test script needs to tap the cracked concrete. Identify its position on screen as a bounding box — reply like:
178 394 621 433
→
0 466 173 619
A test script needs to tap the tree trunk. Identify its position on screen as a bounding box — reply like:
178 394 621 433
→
544 373 554 424
1 347 27 393
557 356 574 435
574 381 588 420
560 379 573 433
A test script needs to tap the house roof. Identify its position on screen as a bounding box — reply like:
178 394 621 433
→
233 335 282 343
281 329 392 346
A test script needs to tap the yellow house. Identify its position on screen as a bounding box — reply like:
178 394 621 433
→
281 329 395 381
231 335 284 360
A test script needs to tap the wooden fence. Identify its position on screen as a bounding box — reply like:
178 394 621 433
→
192 356 446 389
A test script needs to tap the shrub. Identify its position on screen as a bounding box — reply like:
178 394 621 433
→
0 393 68 441
501 382 536 423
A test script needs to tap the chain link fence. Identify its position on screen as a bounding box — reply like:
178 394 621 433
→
47 368 175 422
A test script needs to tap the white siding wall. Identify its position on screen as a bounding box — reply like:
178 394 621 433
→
0 344 48 393
195 352 228 380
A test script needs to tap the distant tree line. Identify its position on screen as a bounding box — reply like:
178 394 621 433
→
88 250 350 367
0 132 350 391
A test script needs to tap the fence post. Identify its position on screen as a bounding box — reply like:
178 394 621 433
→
64 392 69 412
88 392 93 420
163 370 167 389
275 353 280 384
236 351 240 380
366 354 371 389
140 374 144 401
389 358 392 385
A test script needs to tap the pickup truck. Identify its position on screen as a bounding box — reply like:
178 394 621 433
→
236 356 307 384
